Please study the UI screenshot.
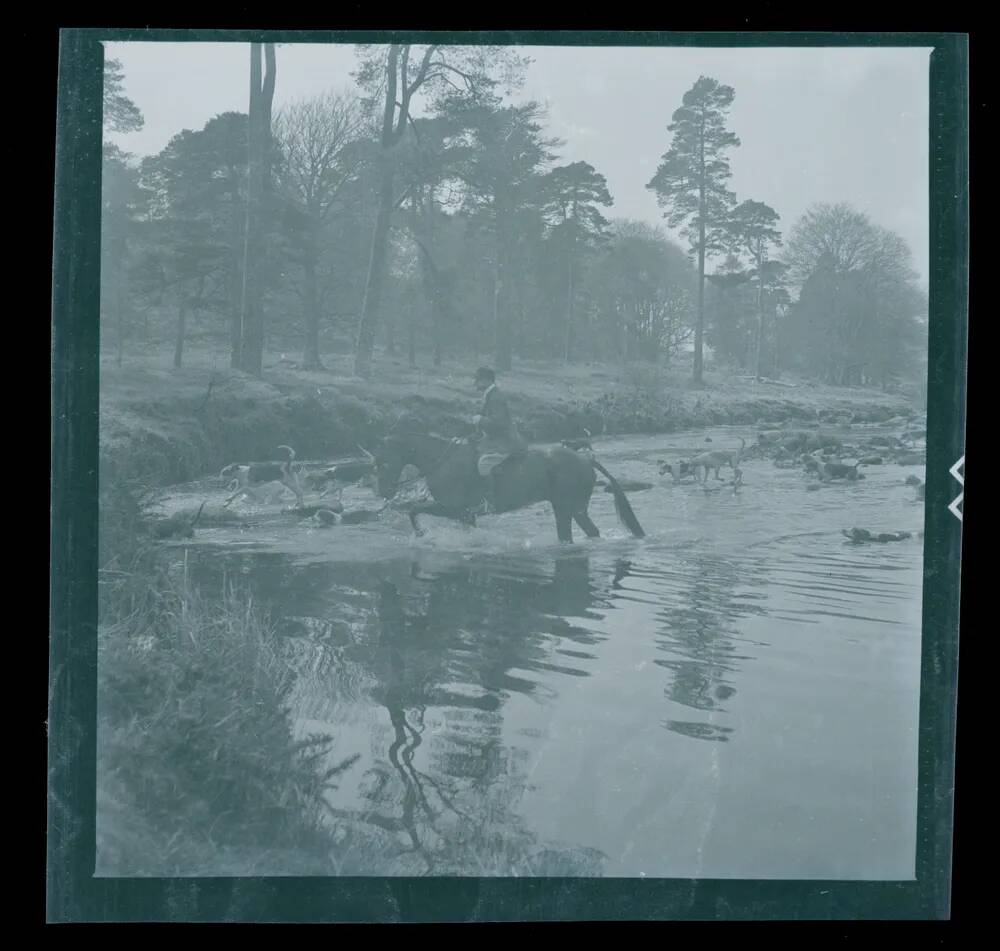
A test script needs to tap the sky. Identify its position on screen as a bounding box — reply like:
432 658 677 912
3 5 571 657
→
105 42 931 286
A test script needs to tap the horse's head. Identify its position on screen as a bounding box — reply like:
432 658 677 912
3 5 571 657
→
372 435 410 499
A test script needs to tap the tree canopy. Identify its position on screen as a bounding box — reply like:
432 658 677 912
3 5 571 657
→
99 52 926 392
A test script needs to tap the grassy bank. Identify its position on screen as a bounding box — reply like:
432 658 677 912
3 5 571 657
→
97 556 359 876
102 341 921 500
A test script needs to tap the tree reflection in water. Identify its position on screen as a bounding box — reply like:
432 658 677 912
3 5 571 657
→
192 550 612 875
645 551 768 742
185 542 765 872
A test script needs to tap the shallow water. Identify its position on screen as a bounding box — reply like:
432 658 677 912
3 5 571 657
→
155 425 925 878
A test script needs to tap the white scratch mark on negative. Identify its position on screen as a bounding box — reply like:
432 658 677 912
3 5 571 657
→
694 717 722 879
949 455 965 523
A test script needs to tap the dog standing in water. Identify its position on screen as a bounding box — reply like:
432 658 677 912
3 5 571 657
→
688 438 746 483
305 452 378 503
658 459 696 483
221 445 304 507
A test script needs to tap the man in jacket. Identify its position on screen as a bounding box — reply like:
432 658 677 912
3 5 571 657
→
472 366 527 511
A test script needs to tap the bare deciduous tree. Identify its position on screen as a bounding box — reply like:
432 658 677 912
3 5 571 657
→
273 91 367 369
351 44 529 377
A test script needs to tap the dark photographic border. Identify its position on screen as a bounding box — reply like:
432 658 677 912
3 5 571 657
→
49 29 967 922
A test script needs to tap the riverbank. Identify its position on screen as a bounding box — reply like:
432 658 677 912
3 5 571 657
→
101 343 920 503
95 344 922 876
97 423 927 877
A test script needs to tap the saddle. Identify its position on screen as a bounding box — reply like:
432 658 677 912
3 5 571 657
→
482 449 529 477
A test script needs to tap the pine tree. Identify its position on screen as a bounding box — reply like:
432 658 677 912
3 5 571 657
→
647 76 740 384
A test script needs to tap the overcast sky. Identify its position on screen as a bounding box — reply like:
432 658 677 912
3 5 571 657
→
105 42 930 285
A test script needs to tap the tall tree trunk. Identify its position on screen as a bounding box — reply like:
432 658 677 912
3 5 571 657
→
239 43 276 376
494 244 512 372
230 181 244 368
754 264 764 381
491 257 501 364
564 252 574 364
695 216 705 385
428 200 443 367
354 45 401 379
237 44 262 373
515 269 526 358
302 253 321 369
174 296 188 369
694 121 706 385
417 243 446 366
355 155 395 376
619 302 630 365
115 257 125 366
772 308 781 377
410 191 449 368
115 248 125 368
145 269 158 340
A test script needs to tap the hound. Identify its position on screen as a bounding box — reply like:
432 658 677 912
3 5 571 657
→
221 445 304 508
688 438 746 483
702 468 744 495
905 475 926 500
817 460 862 482
658 459 696 483
306 447 378 502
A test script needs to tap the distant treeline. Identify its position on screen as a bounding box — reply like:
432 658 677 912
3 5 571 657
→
101 47 928 389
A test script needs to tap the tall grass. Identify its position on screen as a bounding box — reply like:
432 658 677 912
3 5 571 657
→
97 558 352 876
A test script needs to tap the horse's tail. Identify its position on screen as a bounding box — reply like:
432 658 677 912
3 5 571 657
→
590 460 645 538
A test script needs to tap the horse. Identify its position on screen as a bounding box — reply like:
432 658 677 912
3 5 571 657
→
372 431 646 544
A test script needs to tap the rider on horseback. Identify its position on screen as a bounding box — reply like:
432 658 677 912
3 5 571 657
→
472 366 527 513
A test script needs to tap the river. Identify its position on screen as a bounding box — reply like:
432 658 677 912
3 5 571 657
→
152 424 925 879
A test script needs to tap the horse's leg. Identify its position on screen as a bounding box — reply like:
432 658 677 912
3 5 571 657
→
554 507 574 544
573 511 600 538
407 502 468 537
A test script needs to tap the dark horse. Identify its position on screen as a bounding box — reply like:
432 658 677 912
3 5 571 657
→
373 432 645 544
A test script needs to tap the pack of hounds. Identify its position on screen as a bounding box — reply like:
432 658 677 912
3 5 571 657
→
655 436 869 487
154 427 922 541
653 431 924 500
217 445 379 525
656 438 747 490
643 428 924 542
